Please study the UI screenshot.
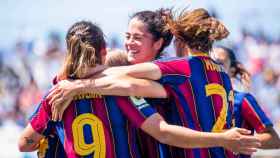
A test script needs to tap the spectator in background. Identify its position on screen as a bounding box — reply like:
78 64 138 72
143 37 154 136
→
255 68 280 124
16 76 42 126
31 31 65 91
0 51 22 125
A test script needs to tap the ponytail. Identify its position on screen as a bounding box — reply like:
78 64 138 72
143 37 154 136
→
165 8 229 52
58 21 105 80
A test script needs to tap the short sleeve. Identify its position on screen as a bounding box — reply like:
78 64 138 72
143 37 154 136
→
154 57 191 76
28 101 43 121
241 93 273 133
28 92 50 121
30 99 53 136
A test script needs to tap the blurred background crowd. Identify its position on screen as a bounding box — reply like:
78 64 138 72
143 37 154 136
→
0 0 279 157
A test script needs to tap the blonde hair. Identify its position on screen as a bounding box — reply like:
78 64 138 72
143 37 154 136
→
105 49 130 66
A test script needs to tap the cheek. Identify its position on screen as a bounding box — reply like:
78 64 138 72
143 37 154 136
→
124 40 128 47
140 45 153 57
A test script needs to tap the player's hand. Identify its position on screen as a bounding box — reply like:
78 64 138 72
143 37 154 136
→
51 97 72 122
221 127 261 155
47 79 79 121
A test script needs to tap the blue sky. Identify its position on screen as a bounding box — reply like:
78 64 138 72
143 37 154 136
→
1 0 279 48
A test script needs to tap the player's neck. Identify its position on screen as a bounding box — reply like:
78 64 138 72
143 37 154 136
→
189 49 209 57
81 65 108 79
178 47 209 57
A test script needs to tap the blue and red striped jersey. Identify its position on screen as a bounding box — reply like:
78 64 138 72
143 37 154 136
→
30 102 67 158
154 54 235 158
134 98 172 158
37 133 67 158
233 90 273 158
30 93 156 158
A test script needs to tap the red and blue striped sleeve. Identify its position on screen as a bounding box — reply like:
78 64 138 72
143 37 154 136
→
28 92 50 120
154 57 191 76
241 93 273 132
30 99 52 135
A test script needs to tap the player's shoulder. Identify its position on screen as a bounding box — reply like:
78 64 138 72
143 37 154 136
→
243 92 258 104
235 90 257 104
235 90 255 100
234 90 248 104
155 56 191 77
155 56 188 63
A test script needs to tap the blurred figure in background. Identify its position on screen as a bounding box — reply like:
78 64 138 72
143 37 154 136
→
255 68 280 125
0 51 21 125
212 46 280 157
31 31 65 91
16 75 43 126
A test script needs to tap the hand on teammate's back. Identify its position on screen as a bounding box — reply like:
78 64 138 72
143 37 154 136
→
221 127 261 155
47 79 80 121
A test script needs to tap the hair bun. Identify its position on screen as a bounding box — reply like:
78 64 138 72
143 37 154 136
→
207 17 229 41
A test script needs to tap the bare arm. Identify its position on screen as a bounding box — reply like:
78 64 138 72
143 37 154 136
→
78 75 167 98
49 74 166 101
47 75 167 121
18 124 44 152
102 63 162 80
255 126 280 149
141 113 260 155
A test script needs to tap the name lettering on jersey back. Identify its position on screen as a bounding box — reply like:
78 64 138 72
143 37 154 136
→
204 59 223 72
73 93 102 100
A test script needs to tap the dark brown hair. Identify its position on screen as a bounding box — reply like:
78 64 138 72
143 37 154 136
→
166 8 229 53
59 21 106 79
131 8 173 58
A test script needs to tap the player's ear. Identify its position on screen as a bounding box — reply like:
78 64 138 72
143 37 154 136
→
153 38 164 52
100 48 107 64
101 48 107 56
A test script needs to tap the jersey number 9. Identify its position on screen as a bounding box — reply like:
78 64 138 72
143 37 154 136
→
72 113 106 157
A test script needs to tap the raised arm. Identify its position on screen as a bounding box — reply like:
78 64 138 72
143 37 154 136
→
102 58 191 80
102 62 162 80
78 74 166 98
48 74 167 105
47 74 167 121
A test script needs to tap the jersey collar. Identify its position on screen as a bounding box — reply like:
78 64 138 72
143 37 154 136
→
190 52 209 57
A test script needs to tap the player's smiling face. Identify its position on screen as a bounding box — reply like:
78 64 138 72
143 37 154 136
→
125 18 158 64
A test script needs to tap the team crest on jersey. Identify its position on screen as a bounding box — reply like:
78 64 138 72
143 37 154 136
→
129 96 150 110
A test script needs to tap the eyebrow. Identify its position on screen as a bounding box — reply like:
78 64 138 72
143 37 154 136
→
125 32 144 36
